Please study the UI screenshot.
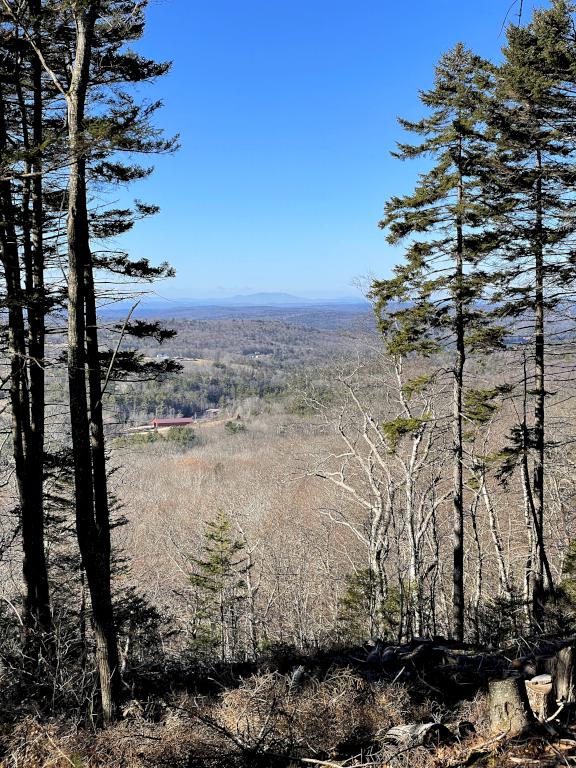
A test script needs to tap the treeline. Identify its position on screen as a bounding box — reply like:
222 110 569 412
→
111 363 292 424
307 352 576 646
107 317 360 367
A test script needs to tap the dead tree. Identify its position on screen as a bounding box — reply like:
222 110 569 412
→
308 357 448 638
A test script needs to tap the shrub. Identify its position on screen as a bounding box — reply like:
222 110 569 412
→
165 426 196 446
224 420 246 435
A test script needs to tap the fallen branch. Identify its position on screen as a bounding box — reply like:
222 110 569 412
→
300 760 372 768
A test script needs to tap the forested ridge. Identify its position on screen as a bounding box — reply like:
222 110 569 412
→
4 1 576 766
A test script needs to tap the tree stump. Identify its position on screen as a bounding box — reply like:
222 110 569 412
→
488 676 534 736
540 643 575 705
525 674 553 721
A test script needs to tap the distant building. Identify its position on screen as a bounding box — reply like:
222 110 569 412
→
205 408 221 419
152 417 195 428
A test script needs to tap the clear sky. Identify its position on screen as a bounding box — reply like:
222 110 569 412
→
116 0 549 300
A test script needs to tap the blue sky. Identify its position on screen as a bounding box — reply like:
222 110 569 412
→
116 0 549 299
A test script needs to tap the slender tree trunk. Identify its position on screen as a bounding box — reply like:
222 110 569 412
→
480 475 512 600
84 261 121 693
0 78 51 648
19 3 52 644
368 499 388 636
470 492 483 643
427 501 441 636
532 145 550 622
27 0 50 633
453 153 466 642
245 551 259 657
520 346 553 631
522 463 536 629
405 438 422 637
65 0 119 723
369 536 387 636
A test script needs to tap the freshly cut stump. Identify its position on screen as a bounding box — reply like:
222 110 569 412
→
488 677 534 736
525 674 553 721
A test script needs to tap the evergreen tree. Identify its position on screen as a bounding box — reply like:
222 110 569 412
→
0 0 54 655
188 511 248 662
337 568 400 644
487 0 576 623
369 44 502 641
0 0 177 720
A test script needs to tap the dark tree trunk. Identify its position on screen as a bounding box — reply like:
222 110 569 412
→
541 644 576 706
20 0 52 644
452 151 465 642
27 0 49 631
84 259 121 700
65 0 119 723
0 75 51 648
532 145 552 624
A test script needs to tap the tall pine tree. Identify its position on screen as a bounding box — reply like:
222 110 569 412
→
488 0 576 623
370 44 502 641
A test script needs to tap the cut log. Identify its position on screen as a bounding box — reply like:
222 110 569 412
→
539 642 575 704
488 676 534 736
382 722 454 748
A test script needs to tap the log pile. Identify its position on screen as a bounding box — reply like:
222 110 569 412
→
363 636 576 705
362 636 576 739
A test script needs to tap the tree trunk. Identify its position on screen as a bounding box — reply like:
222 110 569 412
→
541 644 575 705
532 145 553 623
65 0 119 723
470 492 483 643
26 0 50 640
555 645 575 704
452 153 465 642
520 352 554 630
0 77 51 649
84 260 121 695
481 476 512 600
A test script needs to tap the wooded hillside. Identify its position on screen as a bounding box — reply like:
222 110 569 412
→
3 1 576 766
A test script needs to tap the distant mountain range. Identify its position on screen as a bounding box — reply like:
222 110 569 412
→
98 292 371 326
148 292 369 308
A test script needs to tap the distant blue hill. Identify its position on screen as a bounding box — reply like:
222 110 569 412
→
98 293 371 328
211 292 314 306
160 292 369 307
100 293 369 314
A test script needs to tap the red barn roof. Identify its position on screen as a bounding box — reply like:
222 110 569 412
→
152 417 195 428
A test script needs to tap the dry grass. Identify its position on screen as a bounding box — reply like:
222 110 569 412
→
4 678 575 768
210 668 411 759
0 672 416 768
0 711 211 768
